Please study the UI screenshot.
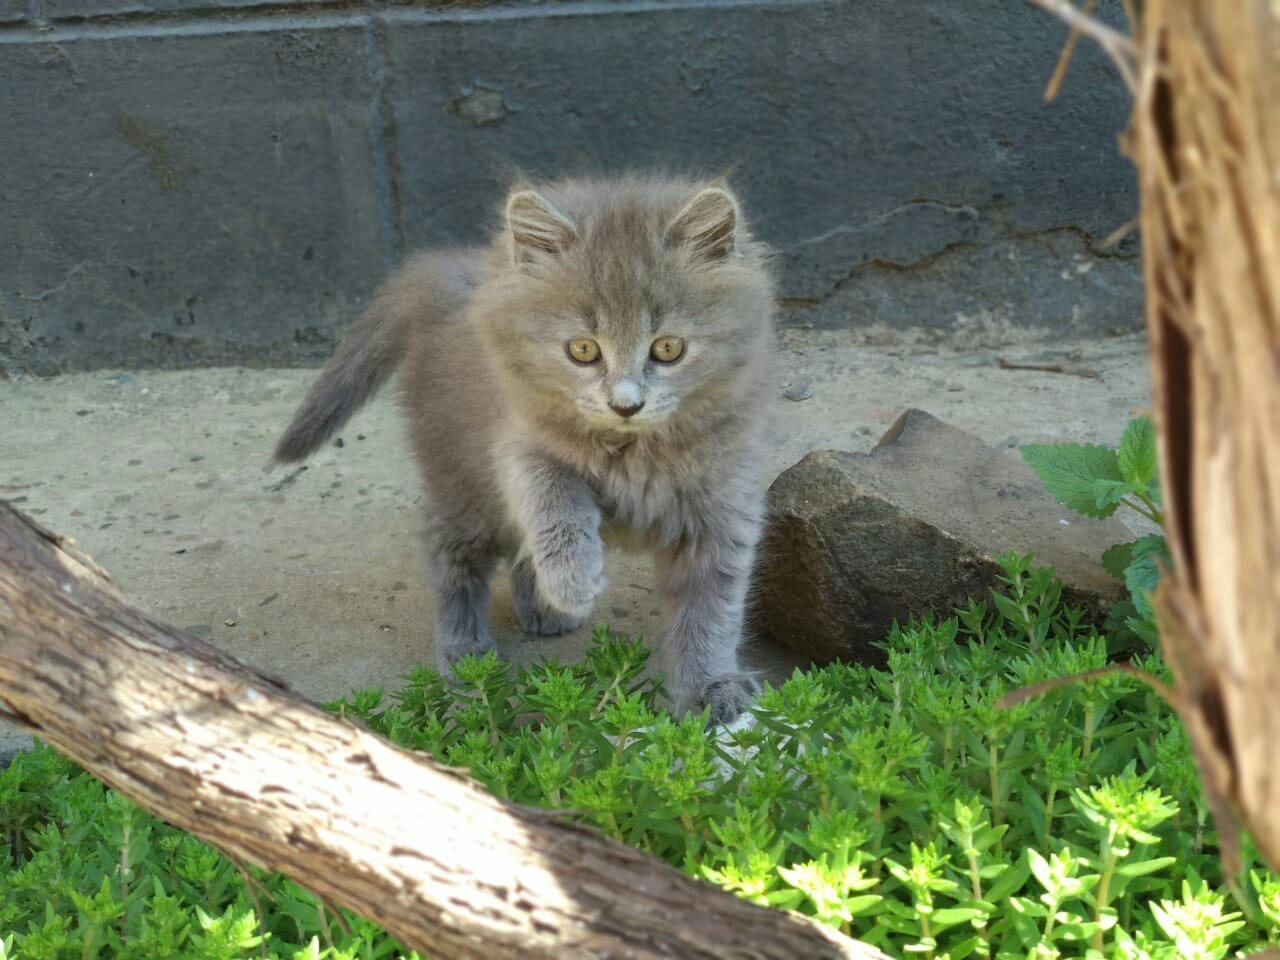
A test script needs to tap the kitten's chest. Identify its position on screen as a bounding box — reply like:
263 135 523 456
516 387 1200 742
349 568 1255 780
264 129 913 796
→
589 449 695 546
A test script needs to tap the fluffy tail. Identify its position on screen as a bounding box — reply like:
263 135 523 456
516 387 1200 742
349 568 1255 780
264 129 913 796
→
274 251 472 462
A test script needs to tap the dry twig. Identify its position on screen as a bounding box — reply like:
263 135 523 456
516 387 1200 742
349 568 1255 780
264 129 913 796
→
1026 0 1139 92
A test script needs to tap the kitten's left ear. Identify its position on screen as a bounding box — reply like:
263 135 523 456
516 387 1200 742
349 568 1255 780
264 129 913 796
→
666 186 740 263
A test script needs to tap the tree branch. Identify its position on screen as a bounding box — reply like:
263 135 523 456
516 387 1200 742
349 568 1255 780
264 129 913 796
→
0 501 886 960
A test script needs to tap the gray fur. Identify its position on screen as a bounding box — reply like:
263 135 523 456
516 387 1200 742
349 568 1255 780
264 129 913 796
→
275 174 776 723
510 555 587 636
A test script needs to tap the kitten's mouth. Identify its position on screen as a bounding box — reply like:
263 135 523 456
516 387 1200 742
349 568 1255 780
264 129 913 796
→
605 420 645 435
596 416 655 440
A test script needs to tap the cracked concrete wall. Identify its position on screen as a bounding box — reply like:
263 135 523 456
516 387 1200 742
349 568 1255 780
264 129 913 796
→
0 0 1141 376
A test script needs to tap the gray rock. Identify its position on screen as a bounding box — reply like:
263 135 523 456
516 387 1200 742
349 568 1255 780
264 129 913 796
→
0 728 33 770
750 409 1130 665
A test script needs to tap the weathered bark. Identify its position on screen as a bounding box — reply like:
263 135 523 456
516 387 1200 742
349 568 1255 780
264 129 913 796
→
1032 0 1280 872
0 502 886 960
1131 0 1280 873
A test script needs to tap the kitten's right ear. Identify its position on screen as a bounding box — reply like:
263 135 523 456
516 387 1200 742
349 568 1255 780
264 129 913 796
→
666 186 739 263
506 190 577 265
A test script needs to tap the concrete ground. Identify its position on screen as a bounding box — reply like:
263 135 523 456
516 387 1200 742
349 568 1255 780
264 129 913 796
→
0 327 1151 757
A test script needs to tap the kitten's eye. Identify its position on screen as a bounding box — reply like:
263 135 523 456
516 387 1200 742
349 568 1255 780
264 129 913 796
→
566 338 601 365
650 336 686 364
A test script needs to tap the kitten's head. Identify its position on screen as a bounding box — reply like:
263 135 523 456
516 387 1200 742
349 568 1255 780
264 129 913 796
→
475 176 774 435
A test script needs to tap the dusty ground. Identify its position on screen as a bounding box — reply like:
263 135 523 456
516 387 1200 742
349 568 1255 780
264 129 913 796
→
0 327 1151 757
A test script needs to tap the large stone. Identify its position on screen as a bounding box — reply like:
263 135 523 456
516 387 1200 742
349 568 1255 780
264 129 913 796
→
751 409 1131 665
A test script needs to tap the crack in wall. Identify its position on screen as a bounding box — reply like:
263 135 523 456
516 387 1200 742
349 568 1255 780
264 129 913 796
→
11 262 91 303
819 226 1137 306
779 198 982 257
783 201 1138 307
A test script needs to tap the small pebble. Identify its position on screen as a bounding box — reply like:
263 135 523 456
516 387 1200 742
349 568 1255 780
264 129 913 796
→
224 619 236 627
357 434 366 441
75 409 91 416
189 455 205 463
783 382 814 402
334 437 345 448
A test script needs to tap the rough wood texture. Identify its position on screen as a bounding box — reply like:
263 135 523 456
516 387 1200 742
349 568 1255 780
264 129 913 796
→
1034 0 1280 872
1132 0 1280 873
0 502 886 960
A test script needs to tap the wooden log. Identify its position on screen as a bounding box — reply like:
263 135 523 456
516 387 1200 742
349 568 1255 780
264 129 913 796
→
0 502 886 960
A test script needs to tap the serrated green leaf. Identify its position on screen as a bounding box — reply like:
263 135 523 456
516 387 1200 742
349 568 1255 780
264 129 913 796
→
1126 553 1163 620
1020 442 1125 518
1094 478 1141 511
1119 417 1158 487
1128 616 1160 647
1130 534 1168 562
1102 542 1136 580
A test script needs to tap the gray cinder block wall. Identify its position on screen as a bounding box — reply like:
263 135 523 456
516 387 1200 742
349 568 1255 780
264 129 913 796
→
0 0 1140 376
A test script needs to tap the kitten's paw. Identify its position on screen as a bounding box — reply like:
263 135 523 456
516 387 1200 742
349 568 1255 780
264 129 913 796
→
676 672 760 727
516 603 587 637
511 555 588 636
534 532 606 618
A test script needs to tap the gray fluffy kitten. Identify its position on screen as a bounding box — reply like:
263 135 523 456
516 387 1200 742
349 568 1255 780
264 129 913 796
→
276 175 776 723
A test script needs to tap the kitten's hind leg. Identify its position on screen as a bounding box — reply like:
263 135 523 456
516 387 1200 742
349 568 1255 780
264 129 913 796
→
425 523 499 671
510 555 587 637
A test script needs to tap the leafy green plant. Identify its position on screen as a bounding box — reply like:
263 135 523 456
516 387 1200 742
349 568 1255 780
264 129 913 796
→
1021 417 1168 649
3 552 1278 957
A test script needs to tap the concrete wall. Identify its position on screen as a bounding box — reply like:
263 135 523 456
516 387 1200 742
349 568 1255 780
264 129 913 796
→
0 0 1141 376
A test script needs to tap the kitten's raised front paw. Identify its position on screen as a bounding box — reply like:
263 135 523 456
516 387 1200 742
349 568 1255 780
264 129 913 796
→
511 555 588 636
534 531 606 618
516 603 587 637
677 672 760 726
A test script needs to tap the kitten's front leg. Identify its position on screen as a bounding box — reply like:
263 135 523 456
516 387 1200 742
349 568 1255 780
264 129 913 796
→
656 523 761 725
503 450 605 619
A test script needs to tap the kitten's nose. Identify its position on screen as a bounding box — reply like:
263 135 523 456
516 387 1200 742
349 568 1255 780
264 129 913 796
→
608 400 645 419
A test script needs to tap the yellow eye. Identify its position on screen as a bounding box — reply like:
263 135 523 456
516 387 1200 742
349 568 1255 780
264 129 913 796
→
566 338 601 364
650 336 686 364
